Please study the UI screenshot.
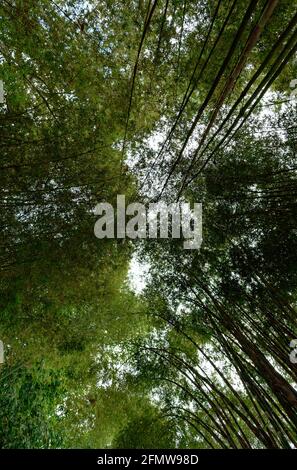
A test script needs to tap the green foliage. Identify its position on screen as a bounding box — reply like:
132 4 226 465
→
1 0 297 450
0 363 64 448
113 407 176 449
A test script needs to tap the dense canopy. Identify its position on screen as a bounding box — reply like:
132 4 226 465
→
0 0 297 449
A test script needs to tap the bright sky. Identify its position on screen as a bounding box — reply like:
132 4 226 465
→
128 252 150 294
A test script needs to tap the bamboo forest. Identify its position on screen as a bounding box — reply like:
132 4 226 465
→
1 0 297 451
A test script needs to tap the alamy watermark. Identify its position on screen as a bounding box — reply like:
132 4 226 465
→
289 339 297 364
0 340 4 364
94 195 202 250
0 80 5 104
